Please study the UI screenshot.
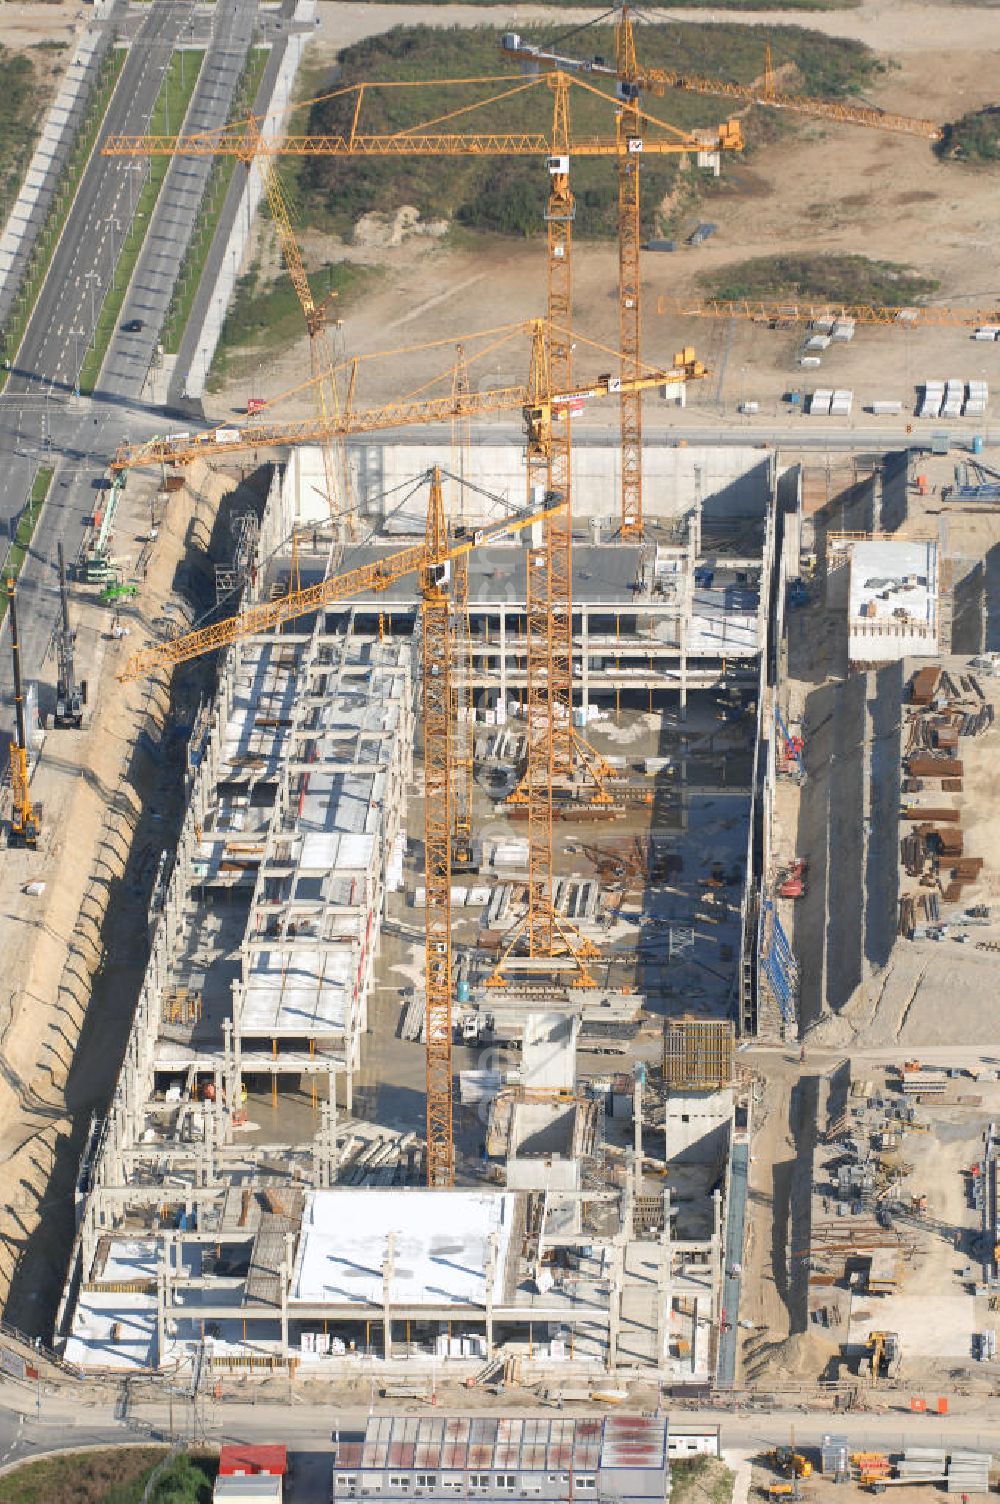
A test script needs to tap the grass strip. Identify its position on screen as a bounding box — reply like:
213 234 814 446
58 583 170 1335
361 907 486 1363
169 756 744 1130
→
0 1446 218 1504
77 49 206 395
0 466 54 619
0 47 127 396
205 260 377 391
160 47 269 355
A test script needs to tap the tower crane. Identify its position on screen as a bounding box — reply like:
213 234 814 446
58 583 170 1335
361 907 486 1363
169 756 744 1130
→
240 112 355 536
103 68 740 556
115 324 705 987
501 24 940 140
657 293 1000 331
500 5 936 535
120 473 564 1187
110 321 704 476
6 580 39 849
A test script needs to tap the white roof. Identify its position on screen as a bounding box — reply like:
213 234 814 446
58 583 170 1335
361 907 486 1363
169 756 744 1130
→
214 1478 282 1501
63 1239 171 1371
291 1190 514 1308
848 539 938 663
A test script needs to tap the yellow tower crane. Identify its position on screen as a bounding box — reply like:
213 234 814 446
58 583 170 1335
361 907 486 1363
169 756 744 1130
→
103 67 740 562
657 293 1000 330
449 344 475 870
501 4 938 530
112 323 705 987
240 111 354 536
120 471 563 1187
501 22 939 140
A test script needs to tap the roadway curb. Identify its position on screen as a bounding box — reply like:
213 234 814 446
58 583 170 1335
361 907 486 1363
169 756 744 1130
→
0 1437 169 1481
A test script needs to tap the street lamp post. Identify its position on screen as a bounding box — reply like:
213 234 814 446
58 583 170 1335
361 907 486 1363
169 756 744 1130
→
105 217 121 291
69 329 84 396
85 271 100 339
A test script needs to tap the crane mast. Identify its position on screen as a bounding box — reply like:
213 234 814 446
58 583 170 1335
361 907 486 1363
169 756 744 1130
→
545 74 576 779
616 6 644 540
421 467 455 1185
450 347 475 870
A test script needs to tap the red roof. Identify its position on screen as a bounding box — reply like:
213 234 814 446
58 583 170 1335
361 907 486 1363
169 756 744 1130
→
219 1444 288 1477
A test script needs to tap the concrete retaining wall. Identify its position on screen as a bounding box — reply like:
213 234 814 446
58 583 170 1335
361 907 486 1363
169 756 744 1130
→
284 439 774 529
179 0 315 400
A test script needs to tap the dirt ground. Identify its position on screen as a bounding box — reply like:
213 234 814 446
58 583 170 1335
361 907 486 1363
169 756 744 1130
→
1 2 88 53
210 0 1000 424
0 462 234 1323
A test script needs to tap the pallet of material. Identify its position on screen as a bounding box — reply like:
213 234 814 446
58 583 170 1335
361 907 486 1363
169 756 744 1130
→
941 778 964 792
952 857 984 878
905 807 962 822
911 667 942 704
907 756 964 778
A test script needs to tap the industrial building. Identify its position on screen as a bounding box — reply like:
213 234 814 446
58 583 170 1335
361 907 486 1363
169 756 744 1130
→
331 1416 671 1503
54 435 776 1381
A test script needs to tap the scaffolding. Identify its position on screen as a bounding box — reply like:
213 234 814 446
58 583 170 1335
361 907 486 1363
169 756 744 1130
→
663 1017 735 1089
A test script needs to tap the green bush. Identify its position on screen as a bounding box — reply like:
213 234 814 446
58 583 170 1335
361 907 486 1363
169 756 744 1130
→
936 105 1000 164
293 22 882 240
0 46 37 226
699 252 939 306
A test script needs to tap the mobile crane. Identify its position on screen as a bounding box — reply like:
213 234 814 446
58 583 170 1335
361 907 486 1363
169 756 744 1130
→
6 580 40 848
54 541 85 729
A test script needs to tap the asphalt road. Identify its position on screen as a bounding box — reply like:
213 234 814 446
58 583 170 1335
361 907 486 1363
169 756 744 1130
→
0 1387 997 1501
0 0 260 730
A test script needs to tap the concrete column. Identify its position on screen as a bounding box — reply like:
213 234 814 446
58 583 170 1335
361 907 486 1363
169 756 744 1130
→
280 1258 290 1359
581 608 590 720
633 1072 643 1200
657 1187 672 1369
606 1238 624 1374
485 1232 497 1357
499 607 507 711
382 1230 395 1361
156 1248 167 1368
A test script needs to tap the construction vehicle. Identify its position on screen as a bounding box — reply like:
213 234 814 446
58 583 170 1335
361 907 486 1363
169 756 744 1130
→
83 470 125 583
762 1486 797 1501
777 858 808 900
866 1329 901 1383
768 1447 812 1480
54 541 85 728
6 580 40 849
120 472 563 1189
99 579 138 606
775 704 806 782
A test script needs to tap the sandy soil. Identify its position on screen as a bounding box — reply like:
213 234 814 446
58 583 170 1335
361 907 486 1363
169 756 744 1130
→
0 463 232 1323
1 3 89 54
316 0 1000 58
211 2 1000 427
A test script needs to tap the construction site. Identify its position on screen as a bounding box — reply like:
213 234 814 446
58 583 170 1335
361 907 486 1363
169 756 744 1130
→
4 0 1000 1439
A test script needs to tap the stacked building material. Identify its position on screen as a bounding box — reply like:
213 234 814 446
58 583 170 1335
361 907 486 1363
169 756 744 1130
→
946 1451 991 1493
